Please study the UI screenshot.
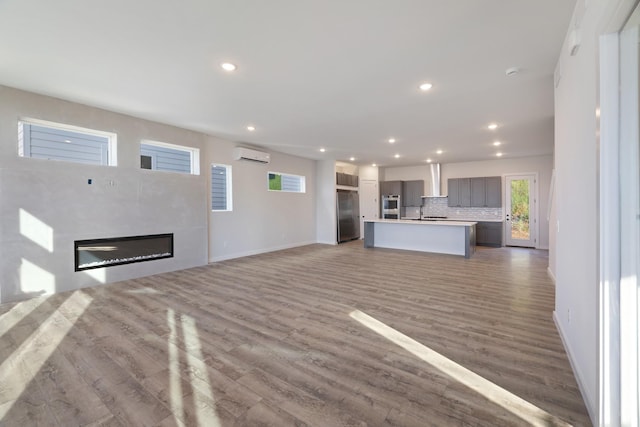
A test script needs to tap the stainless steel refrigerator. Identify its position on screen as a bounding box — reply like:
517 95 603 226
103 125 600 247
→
337 189 360 243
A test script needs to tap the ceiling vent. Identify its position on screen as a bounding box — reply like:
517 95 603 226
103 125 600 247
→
233 147 270 164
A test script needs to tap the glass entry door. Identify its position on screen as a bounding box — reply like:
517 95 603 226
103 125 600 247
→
505 174 536 247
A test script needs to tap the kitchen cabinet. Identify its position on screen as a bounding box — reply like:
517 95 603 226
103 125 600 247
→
380 180 403 196
470 178 486 206
448 178 471 207
484 176 502 207
476 221 503 247
449 176 501 207
336 172 358 187
402 180 424 207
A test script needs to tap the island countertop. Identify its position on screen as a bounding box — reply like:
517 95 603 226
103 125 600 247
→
366 219 477 227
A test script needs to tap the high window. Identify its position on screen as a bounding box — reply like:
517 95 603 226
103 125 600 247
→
268 172 305 193
211 164 232 211
140 140 200 175
18 119 117 166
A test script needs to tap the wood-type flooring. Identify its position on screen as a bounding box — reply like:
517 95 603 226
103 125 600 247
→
0 242 591 426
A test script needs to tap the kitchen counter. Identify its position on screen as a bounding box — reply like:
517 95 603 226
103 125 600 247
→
364 219 476 258
446 218 503 223
371 219 477 226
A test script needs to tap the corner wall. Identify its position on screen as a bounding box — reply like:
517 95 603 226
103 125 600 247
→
552 0 634 421
0 86 208 304
316 159 337 245
205 138 317 261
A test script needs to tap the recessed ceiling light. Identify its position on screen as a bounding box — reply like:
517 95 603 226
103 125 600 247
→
221 62 237 71
349 157 355 161
247 125 255 131
372 163 377 167
488 123 498 130
436 149 443 155
319 148 326 152
493 141 501 146
496 152 503 157
426 158 432 163
388 138 396 144
419 82 433 91
394 154 400 159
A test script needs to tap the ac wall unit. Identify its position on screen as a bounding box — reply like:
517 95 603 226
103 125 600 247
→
233 147 270 164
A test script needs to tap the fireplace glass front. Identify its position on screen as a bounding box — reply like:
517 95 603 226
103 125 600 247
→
74 233 173 271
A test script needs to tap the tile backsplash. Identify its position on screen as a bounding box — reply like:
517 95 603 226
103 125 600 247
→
421 197 503 221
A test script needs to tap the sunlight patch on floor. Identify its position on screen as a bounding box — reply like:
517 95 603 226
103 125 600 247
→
0 295 47 337
167 309 222 427
167 309 185 425
349 309 570 427
181 314 222 427
0 291 92 421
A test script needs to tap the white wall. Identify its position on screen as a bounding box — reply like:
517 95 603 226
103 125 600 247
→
358 165 379 181
316 159 337 244
335 161 358 175
205 139 317 261
552 0 636 421
548 164 557 280
0 86 208 303
443 155 553 249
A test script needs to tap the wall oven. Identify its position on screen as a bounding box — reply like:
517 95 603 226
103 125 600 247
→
382 195 400 219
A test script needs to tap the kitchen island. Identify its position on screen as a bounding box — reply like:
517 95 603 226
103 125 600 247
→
364 219 476 258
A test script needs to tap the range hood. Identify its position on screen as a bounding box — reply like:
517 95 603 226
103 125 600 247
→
425 163 446 197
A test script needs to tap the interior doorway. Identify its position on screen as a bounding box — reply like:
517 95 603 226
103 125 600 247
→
504 174 537 248
359 180 378 239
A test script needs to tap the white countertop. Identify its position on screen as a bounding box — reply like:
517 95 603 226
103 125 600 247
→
366 219 477 227
447 218 503 223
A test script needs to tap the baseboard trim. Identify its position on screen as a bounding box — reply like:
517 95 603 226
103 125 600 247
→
209 240 318 263
553 311 597 425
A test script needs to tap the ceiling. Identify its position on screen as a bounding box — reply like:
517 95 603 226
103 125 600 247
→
0 0 576 167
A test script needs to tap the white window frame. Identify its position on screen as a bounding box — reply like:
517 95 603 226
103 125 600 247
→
140 139 200 175
18 117 118 166
267 171 306 193
211 163 232 212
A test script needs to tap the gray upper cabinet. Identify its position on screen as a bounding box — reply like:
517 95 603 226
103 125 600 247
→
380 180 403 196
484 176 502 207
448 178 471 207
448 178 460 207
470 178 486 206
402 180 424 206
449 176 501 207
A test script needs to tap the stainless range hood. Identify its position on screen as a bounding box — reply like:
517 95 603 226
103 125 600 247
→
425 163 446 197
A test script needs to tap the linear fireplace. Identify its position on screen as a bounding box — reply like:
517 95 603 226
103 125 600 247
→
74 233 173 271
